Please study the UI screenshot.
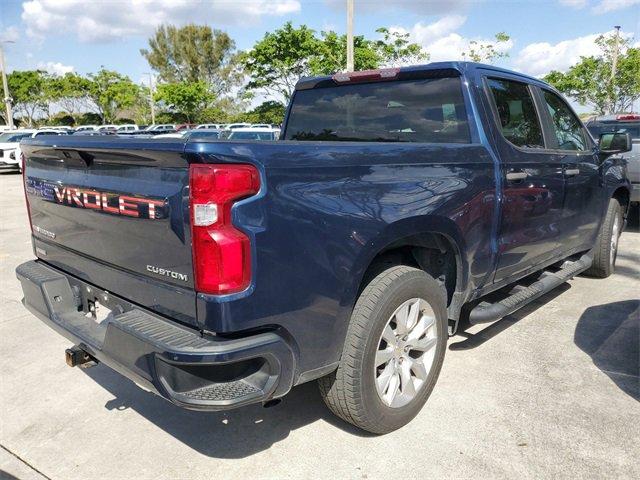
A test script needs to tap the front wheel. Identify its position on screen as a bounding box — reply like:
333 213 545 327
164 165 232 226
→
585 198 623 278
318 265 447 434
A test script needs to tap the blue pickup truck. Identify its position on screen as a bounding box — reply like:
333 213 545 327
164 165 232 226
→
16 62 632 434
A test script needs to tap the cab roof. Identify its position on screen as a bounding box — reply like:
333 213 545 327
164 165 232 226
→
295 61 549 91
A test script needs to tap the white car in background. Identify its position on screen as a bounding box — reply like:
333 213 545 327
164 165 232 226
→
116 124 138 133
1 129 66 172
226 123 252 130
75 125 98 132
39 126 74 132
195 123 224 129
96 125 118 133
0 130 36 171
226 127 280 141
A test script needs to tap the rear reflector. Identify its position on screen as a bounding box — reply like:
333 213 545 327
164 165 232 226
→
332 68 400 84
189 164 260 295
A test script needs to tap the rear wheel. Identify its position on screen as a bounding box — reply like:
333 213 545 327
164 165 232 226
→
318 265 447 434
585 198 623 278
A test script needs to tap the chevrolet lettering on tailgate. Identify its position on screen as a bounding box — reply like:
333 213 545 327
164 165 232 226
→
26 178 168 219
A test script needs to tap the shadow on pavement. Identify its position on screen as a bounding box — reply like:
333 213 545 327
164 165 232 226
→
574 300 639 401
81 365 370 458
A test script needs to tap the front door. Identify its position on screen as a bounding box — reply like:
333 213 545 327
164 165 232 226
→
536 88 603 253
481 75 566 283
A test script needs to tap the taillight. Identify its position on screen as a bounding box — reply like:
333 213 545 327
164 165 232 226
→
189 164 260 295
21 153 33 233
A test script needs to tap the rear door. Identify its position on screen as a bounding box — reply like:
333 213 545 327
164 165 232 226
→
535 88 602 252
21 137 197 325
481 74 566 283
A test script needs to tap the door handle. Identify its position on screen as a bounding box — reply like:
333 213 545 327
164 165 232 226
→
564 168 580 176
506 171 528 181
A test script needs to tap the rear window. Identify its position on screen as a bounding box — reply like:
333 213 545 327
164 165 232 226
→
284 77 471 143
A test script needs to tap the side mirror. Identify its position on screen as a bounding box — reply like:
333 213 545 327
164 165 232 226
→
599 132 632 155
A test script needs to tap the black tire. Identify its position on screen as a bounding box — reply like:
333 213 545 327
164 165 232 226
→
585 198 623 278
318 265 447 434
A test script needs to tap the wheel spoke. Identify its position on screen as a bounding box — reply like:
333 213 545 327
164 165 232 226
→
406 300 420 331
409 358 428 380
410 336 437 353
394 304 410 334
376 361 395 395
399 361 416 398
381 324 395 345
375 347 394 367
384 372 400 404
407 314 435 343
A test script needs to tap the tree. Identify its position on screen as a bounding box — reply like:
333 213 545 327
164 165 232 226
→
3 70 50 126
86 68 140 123
141 24 239 95
309 31 380 75
241 22 319 102
242 22 427 101
461 32 511 63
49 73 92 123
241 101 286 125
154 81 214 122
544 33 640 114
375 28 428 67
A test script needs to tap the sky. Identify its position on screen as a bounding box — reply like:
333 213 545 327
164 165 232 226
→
1 0 639 107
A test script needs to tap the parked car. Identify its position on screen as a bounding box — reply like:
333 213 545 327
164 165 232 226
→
227 127 279 140
16 62 632 434
187 128 223 140
73 130 108 136
249 124 274 129
195 123 224 129
585 114 640 205
0 130 36 171
153 129 223 140
3 129 67 171
176 123 197 131
39 126 73 133
226 122 251 130
144 124 176 134
74 125 98 132
116 124 139 133
96 125 118 134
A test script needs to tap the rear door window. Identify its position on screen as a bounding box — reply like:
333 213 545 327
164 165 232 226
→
541 90 587 151
285 76 471 143
486 78 545 149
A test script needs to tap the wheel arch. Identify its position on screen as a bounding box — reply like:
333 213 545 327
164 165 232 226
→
342 215 468 326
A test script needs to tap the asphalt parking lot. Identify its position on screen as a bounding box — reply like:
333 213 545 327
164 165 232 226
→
1 171 638 480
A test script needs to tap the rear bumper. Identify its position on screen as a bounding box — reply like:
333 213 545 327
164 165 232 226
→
16 260 296 411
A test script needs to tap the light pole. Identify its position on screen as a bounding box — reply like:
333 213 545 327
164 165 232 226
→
0 40 15 129
346 0 354 72
144 72 156 125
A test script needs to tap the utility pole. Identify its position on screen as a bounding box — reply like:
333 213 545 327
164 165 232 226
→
0 40 15 129
144 72 155 125
610 25 621 114
346 0 354 72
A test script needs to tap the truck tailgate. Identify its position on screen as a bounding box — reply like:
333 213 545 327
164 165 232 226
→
20 138 197 326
